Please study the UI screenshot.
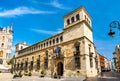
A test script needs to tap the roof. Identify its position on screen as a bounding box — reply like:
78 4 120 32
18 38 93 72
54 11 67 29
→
63 6 92 20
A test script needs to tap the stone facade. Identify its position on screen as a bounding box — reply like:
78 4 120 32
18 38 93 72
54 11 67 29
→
0 25 13 68
113 45 120 72
14 6 97 77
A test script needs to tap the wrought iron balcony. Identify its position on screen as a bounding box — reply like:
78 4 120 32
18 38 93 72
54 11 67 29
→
56 53 64 59
74 51 80 56
89 52 94 57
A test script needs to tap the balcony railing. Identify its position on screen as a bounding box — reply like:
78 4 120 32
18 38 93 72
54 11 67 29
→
74 51 80 56
56 53 64 59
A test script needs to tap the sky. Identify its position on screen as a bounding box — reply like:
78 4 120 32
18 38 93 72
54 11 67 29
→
0 0 120 60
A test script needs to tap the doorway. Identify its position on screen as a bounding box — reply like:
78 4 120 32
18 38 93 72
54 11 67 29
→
57 62 63 76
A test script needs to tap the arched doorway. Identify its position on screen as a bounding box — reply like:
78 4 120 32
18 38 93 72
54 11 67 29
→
57 62 63 76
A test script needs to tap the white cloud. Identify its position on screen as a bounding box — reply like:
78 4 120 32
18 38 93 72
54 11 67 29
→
39 0 71 10
0 6 55 17
30 28 63 35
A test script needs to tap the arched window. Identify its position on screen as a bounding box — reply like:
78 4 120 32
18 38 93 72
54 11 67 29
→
56 38 59 43
46 42 48 47
44 43 45 48
67 19 70 25
71 17 74 23
53 39 55 45
60 36 63 42
49 40 51 45
41 44 43 48
76 14 80 21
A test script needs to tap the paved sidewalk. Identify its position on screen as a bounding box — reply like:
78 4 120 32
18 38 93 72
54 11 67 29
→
12 76 85 81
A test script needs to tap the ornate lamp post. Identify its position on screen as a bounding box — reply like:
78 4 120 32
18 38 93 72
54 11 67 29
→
108 21 120 37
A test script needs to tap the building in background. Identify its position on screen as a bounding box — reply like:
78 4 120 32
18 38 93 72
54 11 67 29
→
104 58 112 72
14 6 98 77
113 45 120 72
0 25 13 71
99 54 105 72
96 53 101 73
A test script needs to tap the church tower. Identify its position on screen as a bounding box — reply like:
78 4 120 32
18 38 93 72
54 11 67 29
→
0 25 13 67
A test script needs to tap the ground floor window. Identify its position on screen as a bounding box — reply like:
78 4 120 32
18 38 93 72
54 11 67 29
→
0 59 3 64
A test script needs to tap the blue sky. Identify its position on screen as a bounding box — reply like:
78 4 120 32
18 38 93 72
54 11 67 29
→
0 0 120 60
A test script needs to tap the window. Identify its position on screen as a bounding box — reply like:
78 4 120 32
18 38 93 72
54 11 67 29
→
37 55 40 70
60 36 63 42
21 62 23 70
74 42 80 69
49 40 51 45
76 14 80 21
85 15 87 20
89 46 93 68
56 38 59 43
46 42 48 47
67 19 70 25
71 17 74 23
53 39 55 45
39 45 40 49
44 51 48 69
44 43 45 48
75 57 80 68
41 44 43 48
30 56 34 71
0 59 3 64
25 61 28 70
1 43 4 47
21 46 23 50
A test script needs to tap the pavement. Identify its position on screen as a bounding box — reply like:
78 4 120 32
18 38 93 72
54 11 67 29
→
12 76 85 81
0 72 120 81
85 72 120 81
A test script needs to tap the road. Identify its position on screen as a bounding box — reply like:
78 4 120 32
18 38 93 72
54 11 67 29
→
86 72 120 81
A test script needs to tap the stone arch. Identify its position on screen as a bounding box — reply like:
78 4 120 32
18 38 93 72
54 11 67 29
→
57 62 64 76
74 41 80 47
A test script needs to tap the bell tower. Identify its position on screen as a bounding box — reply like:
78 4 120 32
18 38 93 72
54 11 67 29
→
0 25 13 67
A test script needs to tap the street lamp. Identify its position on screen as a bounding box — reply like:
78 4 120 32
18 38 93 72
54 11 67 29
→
108 21 120 37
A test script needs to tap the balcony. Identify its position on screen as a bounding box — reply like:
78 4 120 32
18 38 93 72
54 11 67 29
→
74 51 80 56
56 53 64 59
89 52 94 57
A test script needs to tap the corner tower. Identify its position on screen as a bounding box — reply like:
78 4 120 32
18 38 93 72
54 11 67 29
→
63 6 97 77
63 6 93 42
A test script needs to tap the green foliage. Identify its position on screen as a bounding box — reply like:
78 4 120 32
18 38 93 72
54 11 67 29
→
40 70 45 77
41 70 45 75
19 70 22 77
54 72 58 78
24 70 28 76
8 55 15 65
28 71 32 76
